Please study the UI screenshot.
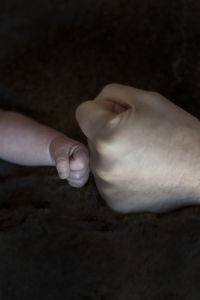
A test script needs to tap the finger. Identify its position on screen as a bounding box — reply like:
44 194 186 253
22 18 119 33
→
55 157 70 179
95 83 146 106
69 146 89 171
68 167 90 187
76 84 139 140
76 100 117 140
68 167 88 181
50 136 72 179
97 84 177 113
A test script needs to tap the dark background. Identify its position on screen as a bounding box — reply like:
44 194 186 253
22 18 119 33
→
0 0 200 299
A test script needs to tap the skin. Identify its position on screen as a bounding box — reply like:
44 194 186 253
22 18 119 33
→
0 109 89 188
76 83 200 213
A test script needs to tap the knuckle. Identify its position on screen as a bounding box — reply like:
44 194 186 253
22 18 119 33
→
95 134 120 158
141 90 164 107
56 158 67 168
74 172 83 180
74 153 87 169
94 130 125 162
77 176 87 187
56 157 66 163
107 197 146 214
101 83 119 94
145 91 161 100
95 138 113 155
94 168 113 182
92 160 116 182
77 159 85 170
148 90 160 96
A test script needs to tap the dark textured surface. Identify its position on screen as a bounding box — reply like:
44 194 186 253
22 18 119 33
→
1 1 200 299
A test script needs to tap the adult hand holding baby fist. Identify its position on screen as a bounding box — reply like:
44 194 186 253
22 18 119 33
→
76 84 200 213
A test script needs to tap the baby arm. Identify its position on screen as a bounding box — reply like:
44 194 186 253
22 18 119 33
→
0 109 89 187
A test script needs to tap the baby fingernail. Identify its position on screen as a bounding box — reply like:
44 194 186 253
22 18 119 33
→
58 171 68 179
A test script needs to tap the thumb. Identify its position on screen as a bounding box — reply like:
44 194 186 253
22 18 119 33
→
69 146 89 171
76 84 138 140
76 100 116 140
55 156 70 180
49 135 71 179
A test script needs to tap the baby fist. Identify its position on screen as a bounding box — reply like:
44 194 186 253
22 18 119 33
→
49 135 89 187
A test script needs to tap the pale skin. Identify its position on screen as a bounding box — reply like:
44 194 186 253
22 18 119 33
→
0 109 89 188
76 83 200 213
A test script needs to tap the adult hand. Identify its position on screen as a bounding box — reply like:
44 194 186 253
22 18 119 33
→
76 84 200 212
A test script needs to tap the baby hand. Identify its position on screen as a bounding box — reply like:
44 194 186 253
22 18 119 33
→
49 135 89 187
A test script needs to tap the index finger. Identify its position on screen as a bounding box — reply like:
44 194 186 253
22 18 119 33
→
95 83 146 106
75 100 116 140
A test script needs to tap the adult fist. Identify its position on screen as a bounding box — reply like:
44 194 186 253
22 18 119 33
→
76 84 200 213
